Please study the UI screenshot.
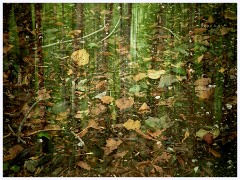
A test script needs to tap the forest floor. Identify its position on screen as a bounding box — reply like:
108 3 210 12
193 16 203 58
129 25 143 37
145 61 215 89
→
3 68 237 177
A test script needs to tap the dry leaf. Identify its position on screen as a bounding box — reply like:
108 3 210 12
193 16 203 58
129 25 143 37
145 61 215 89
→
197 54 204 63
153 164 164 175
147 69 165 79
194 28 207 34
3 145 24 161
96 80 106 89
194 78 211 86
67 69 73 76
87 119 101 130
196 88 214 99
206 16 214 24
123 119 141 130
71 49 89 66
135 129 156 141
104 138 123 155
182 130 189 142
138 103 150 114
74 109 89 119
115 97 134 111
147 129 165 138
68 29 81 36
77 161 91 171
133 73 147 82
209 147 221 158
101 96 114 104
220 26 229 36
3 44 14 54
113 150 128 158
44 124 62 131
37 88 51 100
91 103 107 116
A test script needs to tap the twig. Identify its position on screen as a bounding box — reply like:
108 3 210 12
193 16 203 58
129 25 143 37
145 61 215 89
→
70 131 85 147
98 18 121 43
161 26 180 40
17 99 42 143
40 26 105 49
8 124 27 144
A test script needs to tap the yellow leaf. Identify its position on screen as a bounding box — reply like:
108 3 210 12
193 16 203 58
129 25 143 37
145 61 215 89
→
71 49 89 66
197 54 204 63
182 130 189 142
133 73 147 82
123 119 141 130
147 69 165 79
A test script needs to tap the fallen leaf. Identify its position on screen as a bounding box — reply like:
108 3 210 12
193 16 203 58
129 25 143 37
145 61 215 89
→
224 9 237 20
147 69 165 79
194 78 211 86
3 44 14 54
96 80 106 89
101 96 114 104
68 29 81 36
209 147 221 158
138 103 150 114
147 129 166 138
71 49 89 66
44 124 62 131
196 88 214 99
74 109 89 119
77 161 91 171
133 73 147 82
3 145 24 161
115 97 134 111
220 26 229 36
197 54 204 63
90 103 107 116
135 129 156 141
194 28 207 34
37 88 51 100
123 119 141 130
113 150 128 158
206 15 214 24
152 164 164 175
182 130 189 142
104 138 123 155
87 119 101 130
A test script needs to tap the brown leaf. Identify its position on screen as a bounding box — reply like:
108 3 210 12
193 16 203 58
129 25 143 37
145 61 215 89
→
209 147 221 158
37 88 51 100
147 129 165 138
123 119 141 130
87 119 101 130
194 77 211 86
4 145 24 161
101 96 114 104
3 44 14 54
135 129 156 141
194 28 207 34
152 165 164 175
91 103 107 116
96 80 106 89
113 150 128 158
104 138 123 155
206 16 215 24
115 97 134 111
77 161 91 171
